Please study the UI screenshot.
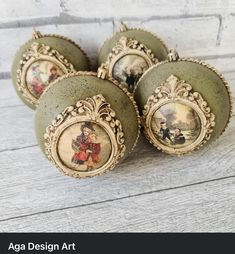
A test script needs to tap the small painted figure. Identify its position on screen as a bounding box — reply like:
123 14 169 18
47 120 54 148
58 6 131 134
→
159 121 172 142
173 128 186 144
85 132 101 171
72 122 94 165
31 64 45 95
32 64 44 81
48 66 60 83
123 69 136 91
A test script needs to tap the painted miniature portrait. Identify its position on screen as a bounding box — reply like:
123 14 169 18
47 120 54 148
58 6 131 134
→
112 54 149 91
151 102 201 148
57 122 112 172
26 60 63 98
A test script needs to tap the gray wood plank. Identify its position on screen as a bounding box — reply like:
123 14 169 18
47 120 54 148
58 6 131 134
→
0 79 23 108
0 116 234 221
0 177 234 232
0 105 35 151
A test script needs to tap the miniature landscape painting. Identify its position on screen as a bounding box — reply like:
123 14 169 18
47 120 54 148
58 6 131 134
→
151 102 201 148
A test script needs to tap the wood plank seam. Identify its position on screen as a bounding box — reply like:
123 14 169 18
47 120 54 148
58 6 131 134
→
0 104 25 109
0 175 234 223
0 144 38 153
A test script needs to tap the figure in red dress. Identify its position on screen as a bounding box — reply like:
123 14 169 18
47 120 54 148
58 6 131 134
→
72 123 101 171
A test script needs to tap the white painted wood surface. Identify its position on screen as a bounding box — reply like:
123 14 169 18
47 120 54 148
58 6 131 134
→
0 0 234 232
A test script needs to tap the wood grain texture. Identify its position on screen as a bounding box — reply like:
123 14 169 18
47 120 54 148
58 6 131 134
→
1 0 235 232
0 81 35 151
0 126 234 222
0 177 234 232
0 79 234 232
0 80 23 108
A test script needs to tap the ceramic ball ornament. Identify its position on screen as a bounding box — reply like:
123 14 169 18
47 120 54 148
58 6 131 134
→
134 50 232 155
98 22 169 92
11 29 90 109
35 70 140 178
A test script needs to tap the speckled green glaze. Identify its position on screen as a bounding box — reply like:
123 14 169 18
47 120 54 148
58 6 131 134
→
35 73 140 161
98 28 169 66
11 34 90 109
134 59 232 145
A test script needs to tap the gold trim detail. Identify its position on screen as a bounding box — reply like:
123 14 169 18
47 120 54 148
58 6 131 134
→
120 21 129 32
44 94 126 178
32 29 43 39
16 42 76 106
168 49 179 62
98 36 158 83
15 30 90 68
97 22 170 65
143 75 216 155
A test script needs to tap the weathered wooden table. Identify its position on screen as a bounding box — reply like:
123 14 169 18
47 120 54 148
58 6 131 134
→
0 79 234 232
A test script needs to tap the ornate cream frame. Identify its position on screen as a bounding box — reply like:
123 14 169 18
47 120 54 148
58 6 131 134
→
98 36 159 83
44 94 126 178
143 75 215 155
16 42 75 106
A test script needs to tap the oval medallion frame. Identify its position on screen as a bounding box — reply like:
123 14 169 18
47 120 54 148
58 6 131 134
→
143 74 216 155
98 36 159 91
106 36 158 75
17 42 76 106
44 94 126 178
